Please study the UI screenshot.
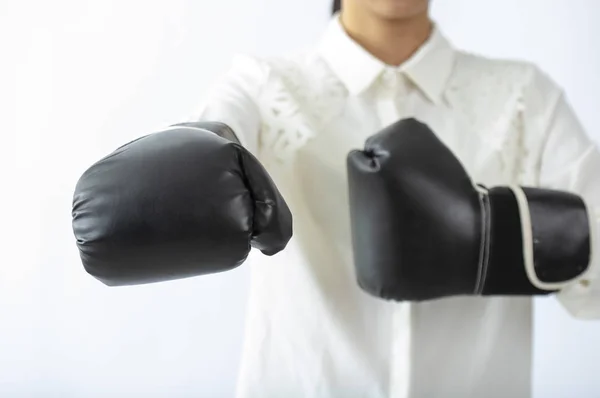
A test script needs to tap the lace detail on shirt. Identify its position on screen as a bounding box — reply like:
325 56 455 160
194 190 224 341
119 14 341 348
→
512 96 530 182
255 55 348 163
445 54 535 183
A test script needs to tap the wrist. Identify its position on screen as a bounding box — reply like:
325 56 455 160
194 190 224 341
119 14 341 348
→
481 186 591 296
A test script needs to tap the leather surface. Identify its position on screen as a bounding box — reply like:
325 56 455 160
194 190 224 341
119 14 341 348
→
347 118 590 301
482 187 552 295
523 187 590 283
72 122 292 286
347 118 482 301
170 121 241 144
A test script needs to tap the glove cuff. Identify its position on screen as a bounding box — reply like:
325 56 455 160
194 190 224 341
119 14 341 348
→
481 186 591 295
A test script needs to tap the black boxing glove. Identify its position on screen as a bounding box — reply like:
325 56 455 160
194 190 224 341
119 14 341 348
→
72 122 292 286
347 118 592 301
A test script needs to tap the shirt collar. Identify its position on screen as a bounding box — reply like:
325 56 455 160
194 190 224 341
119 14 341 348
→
317 14 455 104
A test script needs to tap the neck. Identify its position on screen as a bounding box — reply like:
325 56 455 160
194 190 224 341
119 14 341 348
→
339 7 432 66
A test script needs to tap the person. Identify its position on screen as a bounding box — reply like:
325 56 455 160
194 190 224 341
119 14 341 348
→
72 0 600 397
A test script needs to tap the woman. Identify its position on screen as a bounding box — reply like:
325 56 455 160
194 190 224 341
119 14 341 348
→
73 0 600 396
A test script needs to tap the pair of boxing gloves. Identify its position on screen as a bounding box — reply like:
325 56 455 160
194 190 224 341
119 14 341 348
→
72 118 592 301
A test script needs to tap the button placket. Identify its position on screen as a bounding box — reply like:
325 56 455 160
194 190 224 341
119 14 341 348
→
389 304 412 398
394 73 409 118
373 69 414 398
376 70 409 126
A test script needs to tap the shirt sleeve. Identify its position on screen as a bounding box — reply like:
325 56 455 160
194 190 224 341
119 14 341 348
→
183 55 268 155
525 66 600 319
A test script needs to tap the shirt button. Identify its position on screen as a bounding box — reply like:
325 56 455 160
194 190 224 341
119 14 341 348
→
580 279 591 288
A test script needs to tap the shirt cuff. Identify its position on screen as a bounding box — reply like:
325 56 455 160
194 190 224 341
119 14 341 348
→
557 206 600 319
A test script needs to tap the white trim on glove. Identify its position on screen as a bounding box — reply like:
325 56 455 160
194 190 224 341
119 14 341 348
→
508 185 594 291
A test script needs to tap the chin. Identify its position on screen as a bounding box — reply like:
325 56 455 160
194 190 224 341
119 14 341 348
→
370 0 429 20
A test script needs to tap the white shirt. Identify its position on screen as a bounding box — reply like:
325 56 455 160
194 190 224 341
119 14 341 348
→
190 15 600 398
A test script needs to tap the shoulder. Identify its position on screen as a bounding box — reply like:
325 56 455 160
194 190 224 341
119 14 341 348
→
451 51 534 90
454 51 534 77
450 50 562 98
226 50 336 89
226 52 345 161
227 50 345 120
446 50 564 121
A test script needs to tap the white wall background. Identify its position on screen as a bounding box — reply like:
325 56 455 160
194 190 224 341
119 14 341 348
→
1 0 599 397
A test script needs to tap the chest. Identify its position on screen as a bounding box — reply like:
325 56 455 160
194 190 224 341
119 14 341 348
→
254 63 537 249
257 79 530 190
